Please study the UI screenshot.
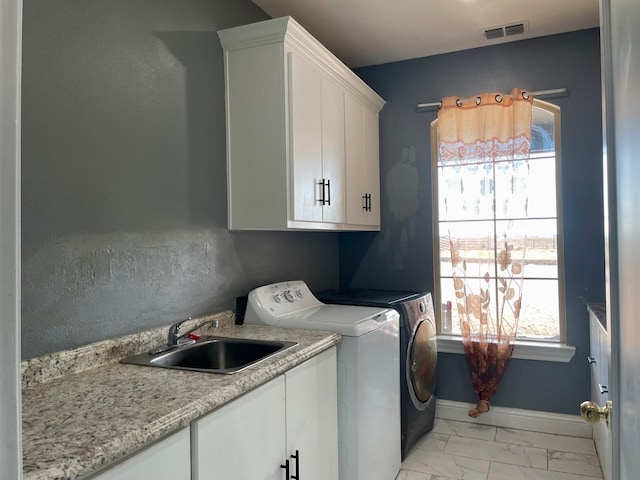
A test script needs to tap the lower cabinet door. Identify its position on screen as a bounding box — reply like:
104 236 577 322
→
91 428 190 480
285 347 339 480
192 376 287 480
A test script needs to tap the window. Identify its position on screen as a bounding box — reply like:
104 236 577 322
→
432 100 565 342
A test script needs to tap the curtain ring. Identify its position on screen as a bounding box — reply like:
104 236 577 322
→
476 96 481 105
456 98 462 107
495 94 503 103
522 91 530 99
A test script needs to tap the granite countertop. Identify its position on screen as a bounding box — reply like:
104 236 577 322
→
21 311 341 480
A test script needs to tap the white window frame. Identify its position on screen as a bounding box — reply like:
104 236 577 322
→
431 99 575 362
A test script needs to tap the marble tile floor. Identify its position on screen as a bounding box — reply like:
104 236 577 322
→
396 418 602 480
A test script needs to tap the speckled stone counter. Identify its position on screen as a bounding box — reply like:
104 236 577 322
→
21 311 341 480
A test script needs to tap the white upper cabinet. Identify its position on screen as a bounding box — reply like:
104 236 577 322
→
218 17 385 231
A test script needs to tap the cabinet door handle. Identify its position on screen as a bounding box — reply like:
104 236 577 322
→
362 193 372 212
587 356 596 364
599 384 609 394
326 179 331 206
363 193 372 211
317 179 326 205
281 459 290 479
290 450 300 479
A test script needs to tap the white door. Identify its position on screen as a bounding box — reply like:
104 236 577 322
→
93 429 190 480
285 347 339 480
600 0 640 478
362 106 381 226
344 94 366 224
0 0 22 477
289 52 323 223
588 314 612 480
345 94 381 227
320 75 346 224
192 376 287 480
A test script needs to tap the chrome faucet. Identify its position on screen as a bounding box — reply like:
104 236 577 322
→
167 318 219 346
149 318 219 355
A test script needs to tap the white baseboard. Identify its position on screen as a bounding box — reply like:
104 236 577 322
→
436 399 593 438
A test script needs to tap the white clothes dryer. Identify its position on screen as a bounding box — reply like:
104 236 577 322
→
244 280 401 480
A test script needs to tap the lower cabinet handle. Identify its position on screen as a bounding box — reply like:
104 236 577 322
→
587 356 596 364
362 194 368 210
281 459 290 479
599 384 609 394
290 450 300 479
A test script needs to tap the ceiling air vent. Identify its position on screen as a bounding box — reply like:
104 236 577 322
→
505 23 525 36
484 28 504 40
483 21 529 41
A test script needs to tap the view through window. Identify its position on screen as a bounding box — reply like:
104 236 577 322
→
433 100 564 342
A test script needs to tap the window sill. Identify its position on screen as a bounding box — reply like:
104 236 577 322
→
436 335 576 363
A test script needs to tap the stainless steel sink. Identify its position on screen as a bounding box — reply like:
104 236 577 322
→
120 337 298 374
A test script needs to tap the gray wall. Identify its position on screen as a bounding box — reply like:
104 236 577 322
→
345 29 605 414
21 0 340 359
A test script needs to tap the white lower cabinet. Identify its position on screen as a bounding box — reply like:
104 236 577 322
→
90 428 190 480
283 347 339 480
193 375 287 479
588 310 611 480
192 347 338 480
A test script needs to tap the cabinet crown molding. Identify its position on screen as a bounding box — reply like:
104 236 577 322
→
218 16 385 113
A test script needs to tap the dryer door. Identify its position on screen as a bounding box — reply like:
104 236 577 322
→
407 317 437 405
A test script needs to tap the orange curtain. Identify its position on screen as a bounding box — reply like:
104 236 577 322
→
437 88 533 417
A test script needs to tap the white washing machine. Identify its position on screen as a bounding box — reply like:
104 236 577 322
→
244 280 401 480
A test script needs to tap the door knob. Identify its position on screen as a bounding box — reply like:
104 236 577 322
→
580 400 612 427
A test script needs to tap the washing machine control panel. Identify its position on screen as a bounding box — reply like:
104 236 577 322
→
250 280 323 317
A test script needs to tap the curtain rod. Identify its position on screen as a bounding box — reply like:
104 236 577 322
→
415 87 569 113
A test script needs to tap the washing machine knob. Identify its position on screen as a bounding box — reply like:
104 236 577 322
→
274 294 284 303
295 289 304 298
284 290 296 302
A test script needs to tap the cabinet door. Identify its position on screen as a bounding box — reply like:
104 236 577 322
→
589 313 612 480
345 94 366 225
362 106 381 226
289 52 323 223
589 314 601 402
192 376 286 480
320 75 346 224
285 347 338 480
91 428 190 480
345 94 381 227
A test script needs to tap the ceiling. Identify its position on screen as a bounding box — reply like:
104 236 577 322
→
252 0 600 68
